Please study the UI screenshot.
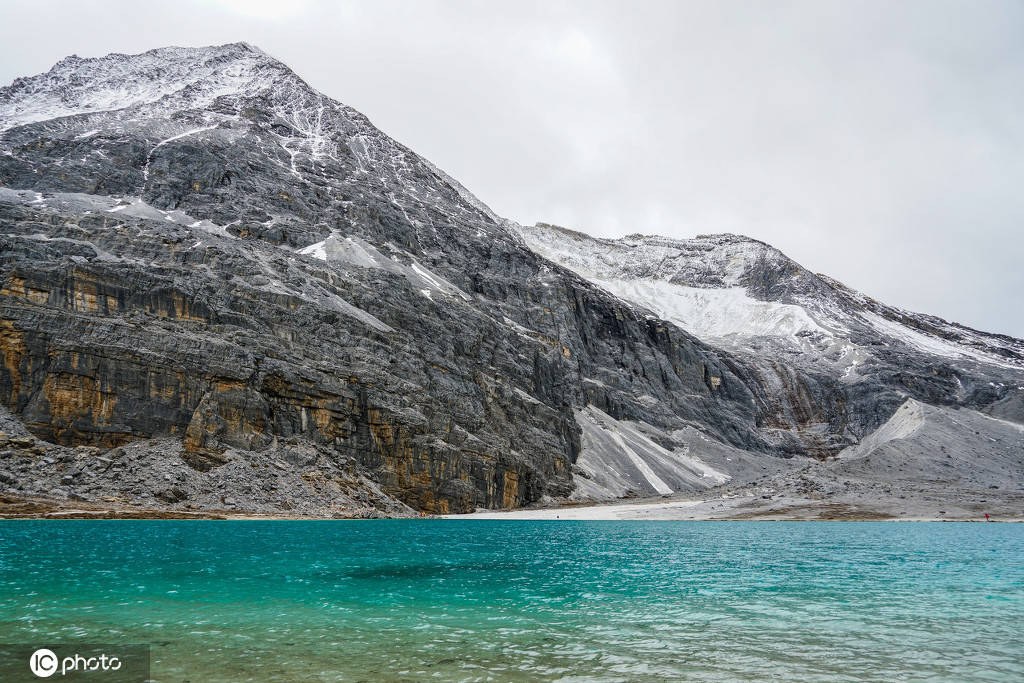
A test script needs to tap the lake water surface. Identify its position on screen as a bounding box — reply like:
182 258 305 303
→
0 520 1021 681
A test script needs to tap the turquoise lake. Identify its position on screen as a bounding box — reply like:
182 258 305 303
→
0 521 1021 681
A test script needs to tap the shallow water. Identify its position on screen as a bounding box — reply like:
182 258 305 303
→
0 520 1021 681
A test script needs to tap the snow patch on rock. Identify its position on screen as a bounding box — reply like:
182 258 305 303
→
597 279 826 340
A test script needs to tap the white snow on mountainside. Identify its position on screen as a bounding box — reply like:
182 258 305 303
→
574 280 826 341
516 222 1024 370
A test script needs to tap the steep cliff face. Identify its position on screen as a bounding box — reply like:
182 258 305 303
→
2 44 1020 515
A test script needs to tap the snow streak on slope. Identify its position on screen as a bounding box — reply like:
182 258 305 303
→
296 233 470 301
572 406 729 501
860 311 1021 369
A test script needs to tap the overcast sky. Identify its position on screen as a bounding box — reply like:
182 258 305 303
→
2 0 1022 337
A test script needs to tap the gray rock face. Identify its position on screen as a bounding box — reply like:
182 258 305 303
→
1 43 1021 514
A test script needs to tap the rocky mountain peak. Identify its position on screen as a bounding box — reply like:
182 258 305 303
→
0 43 301 133
0 43 514 261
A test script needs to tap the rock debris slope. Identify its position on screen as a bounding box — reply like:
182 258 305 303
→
1 44 1021 515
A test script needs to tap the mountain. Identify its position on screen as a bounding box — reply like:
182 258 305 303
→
516 225 1024 507
1 44 1021 518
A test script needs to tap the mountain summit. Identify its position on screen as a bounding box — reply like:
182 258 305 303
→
1 44 1021 518
2 43 286 130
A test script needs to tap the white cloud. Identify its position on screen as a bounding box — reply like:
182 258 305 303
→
559 30 593 63
192 0 315 21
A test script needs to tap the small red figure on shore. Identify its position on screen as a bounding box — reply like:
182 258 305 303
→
985 513 990 521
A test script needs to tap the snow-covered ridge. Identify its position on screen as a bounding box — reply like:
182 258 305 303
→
517 222 1024 369
518 222 832 343
0 42 392 189
2 43 349 189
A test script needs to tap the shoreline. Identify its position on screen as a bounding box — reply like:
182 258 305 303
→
0 493 1018 522
443 496 1021 522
